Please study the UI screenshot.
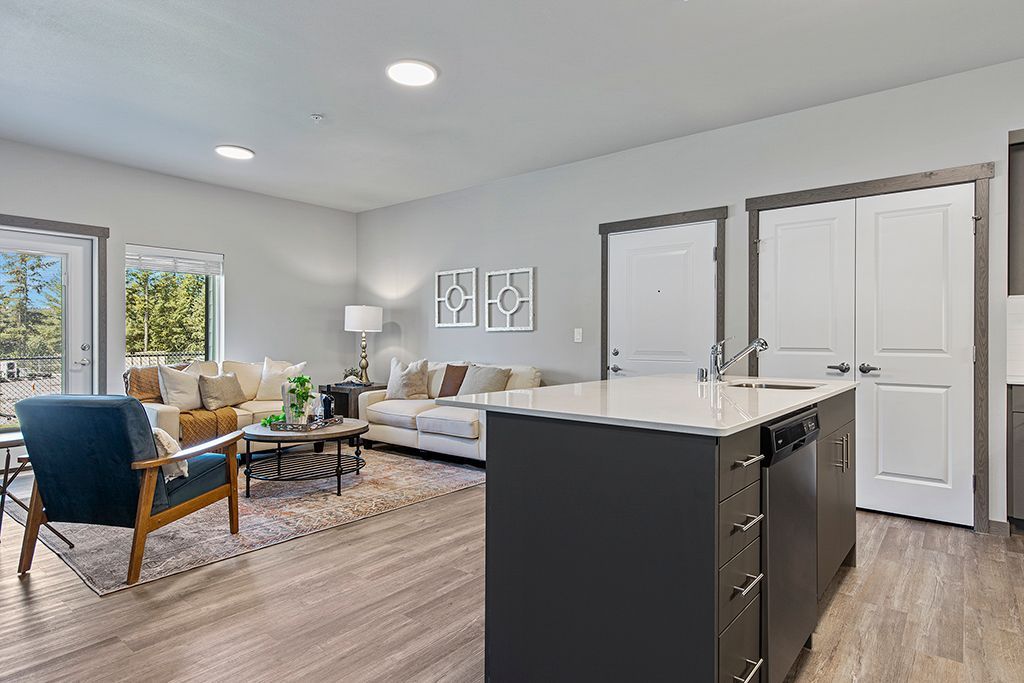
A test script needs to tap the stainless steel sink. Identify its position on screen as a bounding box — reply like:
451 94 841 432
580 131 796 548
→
728 381 821 390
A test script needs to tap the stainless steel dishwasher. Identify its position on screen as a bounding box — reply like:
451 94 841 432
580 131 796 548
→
761 407 820 683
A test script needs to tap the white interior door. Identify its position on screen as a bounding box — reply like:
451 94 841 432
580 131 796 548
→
757 201 856 380
0 227 95 404
607 221 716 378
855 185 975 525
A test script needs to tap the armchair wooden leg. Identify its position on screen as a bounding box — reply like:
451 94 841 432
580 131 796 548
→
225 447 239 535
18 482 44 575
128 468 158 585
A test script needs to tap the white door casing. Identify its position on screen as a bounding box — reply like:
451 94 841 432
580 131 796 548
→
855 185 975 525
0 227 95 394
757 200 856 381
607 221 717 378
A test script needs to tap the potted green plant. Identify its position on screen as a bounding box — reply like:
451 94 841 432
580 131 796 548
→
282 375 314 424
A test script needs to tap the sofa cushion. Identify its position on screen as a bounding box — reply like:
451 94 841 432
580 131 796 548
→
438 364 470 398
236 400 284 423
222 360 263 401
157 363 204 410
163 452 229 509
416 406 480 439
229 406 255 428
366 399 437 429
498 365 542 390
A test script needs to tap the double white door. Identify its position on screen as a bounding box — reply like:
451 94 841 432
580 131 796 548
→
758 185 975 525
607 221 717 378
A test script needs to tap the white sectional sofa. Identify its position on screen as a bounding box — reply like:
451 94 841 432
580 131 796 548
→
358 362 541 461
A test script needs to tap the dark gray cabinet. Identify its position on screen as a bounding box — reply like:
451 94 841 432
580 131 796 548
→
1010 386 1024 521
816 395 856 599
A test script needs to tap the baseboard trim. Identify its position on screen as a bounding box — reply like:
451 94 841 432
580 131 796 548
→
986 519 1011 537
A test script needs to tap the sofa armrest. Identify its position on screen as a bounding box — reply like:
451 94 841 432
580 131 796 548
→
143 402 180 439
358 390 387 420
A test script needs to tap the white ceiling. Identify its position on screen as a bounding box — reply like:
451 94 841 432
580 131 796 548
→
2 1 1024 213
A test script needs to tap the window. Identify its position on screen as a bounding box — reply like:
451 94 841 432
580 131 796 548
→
124 245 223 368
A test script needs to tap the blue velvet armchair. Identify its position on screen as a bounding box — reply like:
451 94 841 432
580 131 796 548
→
15 395 243 585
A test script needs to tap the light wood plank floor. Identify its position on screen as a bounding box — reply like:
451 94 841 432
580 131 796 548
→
2 473 1023 682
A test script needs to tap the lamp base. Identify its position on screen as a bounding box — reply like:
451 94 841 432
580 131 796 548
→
359 331 370 384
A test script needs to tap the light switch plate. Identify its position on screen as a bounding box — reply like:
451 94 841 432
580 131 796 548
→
573 328 583 343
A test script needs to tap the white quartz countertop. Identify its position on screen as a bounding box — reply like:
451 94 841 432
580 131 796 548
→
437 375 856 437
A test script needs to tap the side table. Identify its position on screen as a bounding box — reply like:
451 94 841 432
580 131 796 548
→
318 383 386 419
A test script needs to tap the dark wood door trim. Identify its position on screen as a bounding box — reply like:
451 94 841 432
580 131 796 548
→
745 162 995 533
0 213 109 393
600 206 727 380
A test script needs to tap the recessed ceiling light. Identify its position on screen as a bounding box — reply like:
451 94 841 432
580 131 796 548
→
214 145 255 160
386 60 438 87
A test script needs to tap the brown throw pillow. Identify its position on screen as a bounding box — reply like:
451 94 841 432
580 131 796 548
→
437 364 470 398
198 372 248 410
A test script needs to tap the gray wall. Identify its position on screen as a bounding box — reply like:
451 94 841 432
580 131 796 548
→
356 58 1024 522
0 138 359 390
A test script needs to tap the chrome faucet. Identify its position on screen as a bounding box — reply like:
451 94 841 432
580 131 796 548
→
708 337 769 382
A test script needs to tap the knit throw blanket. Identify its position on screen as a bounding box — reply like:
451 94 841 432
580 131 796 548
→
125 364 238 448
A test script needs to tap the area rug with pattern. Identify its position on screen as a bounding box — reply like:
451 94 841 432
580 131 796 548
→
3 449 485 595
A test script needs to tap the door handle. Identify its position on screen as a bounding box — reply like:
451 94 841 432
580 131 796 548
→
733 453 765 468
858 363 881 374
608 364 622 374
826 362 851 374
844 433 850 471
73 358 91 367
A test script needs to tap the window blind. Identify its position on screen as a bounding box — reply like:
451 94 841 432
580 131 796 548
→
125 244 223 276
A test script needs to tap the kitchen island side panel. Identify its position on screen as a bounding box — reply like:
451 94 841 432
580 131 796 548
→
486 412 719 683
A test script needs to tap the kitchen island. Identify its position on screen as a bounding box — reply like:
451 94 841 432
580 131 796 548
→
439 374 856 683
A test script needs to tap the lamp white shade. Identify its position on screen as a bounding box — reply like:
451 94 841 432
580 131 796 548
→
344 305 383 332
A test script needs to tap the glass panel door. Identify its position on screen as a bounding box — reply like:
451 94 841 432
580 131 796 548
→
0 227 94 431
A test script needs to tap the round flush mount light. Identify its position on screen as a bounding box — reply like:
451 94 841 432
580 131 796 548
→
386 59 438 87
214 144 255 160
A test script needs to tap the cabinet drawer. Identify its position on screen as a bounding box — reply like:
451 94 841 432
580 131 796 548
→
719 538 762 632
719 594 762 683
719 426 762 502
719 482 762 567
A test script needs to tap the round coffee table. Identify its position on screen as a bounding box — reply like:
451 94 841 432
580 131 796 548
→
241 419 369 497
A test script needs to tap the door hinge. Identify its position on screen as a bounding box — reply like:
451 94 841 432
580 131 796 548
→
712 246 718 262
973 474 977 492
753 239 761 255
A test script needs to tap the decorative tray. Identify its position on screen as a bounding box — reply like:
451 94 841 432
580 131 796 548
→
269 416 345 432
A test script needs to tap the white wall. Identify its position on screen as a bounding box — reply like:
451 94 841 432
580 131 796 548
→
0 138 359 391
356 58 1024 523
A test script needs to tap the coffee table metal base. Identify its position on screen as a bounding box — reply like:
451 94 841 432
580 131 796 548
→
244 439 364 497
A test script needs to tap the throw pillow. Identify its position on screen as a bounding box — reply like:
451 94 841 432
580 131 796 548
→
152 427 187 480
256 357 308 401
199 372 247 410
438 364 470 398
457 364 511 395
157 363 203 411
384 358 430 400
222 360 262 401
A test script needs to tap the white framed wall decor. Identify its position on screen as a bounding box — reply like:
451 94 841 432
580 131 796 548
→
485 267 535 331
435 267 477 327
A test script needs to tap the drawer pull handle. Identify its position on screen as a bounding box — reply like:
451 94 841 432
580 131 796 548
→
733 658 763 683
734 454 765 468
732 572 764 597
733 513 764 533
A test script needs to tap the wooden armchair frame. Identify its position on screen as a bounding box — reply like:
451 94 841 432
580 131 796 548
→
19 430 244 585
